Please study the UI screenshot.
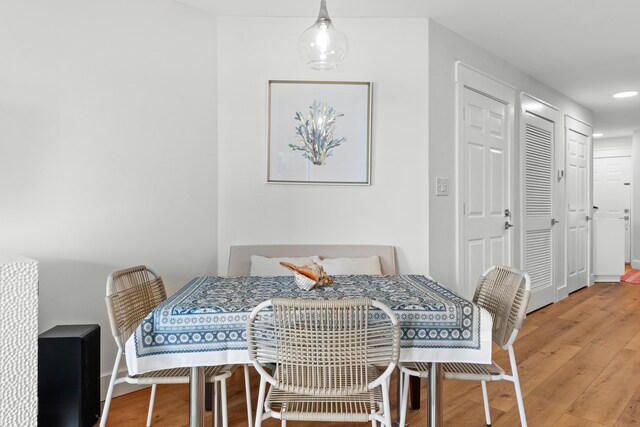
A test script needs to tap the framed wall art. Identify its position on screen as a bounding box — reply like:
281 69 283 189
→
267 80 372 185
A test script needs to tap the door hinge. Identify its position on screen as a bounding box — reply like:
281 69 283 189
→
624 182 631 186
463 203 466 215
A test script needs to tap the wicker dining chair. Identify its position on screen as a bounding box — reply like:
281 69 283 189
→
247 297 401 427
397 266 531 427
101 266 250 427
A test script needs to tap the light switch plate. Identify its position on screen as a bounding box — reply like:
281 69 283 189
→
436 177 449 196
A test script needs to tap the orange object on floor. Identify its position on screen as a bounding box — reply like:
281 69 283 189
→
621 269 640 284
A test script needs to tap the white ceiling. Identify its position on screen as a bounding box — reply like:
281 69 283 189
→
180 0 640 137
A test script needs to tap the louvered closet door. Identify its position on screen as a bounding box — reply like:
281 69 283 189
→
523 112 555 311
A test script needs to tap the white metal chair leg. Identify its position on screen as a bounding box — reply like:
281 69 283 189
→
146 384 157 426
382 380 393 427
481 381 491 426
509 346 527 427
213 381 219 427
220 379 229 427
396 368 402 424
371 418 377 427
281 420 287 427
398 371 410 427
254 377 266 427
244 365 253 427
99 351 122 427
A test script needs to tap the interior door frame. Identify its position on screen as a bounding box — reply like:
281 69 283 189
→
455 62 516 295
565 115 594 289
519 93 564 308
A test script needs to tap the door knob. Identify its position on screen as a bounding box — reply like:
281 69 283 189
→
551 218 560 226
504 221 514 230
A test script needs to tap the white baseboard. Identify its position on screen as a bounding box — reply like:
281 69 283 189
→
556 283 568 301
632 260 640 269
100 368 149 401
593 275 621 283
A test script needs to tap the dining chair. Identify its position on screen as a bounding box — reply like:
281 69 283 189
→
101 265 246 427
247 297 401 427
397 266 531 427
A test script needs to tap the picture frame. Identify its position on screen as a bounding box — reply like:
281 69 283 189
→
267 80 372 185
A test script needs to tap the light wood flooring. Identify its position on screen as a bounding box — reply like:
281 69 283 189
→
105 279 640 426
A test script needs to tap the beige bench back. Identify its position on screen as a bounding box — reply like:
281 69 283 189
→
227 245 397 276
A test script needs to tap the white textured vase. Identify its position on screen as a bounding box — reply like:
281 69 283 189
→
0 255 38 427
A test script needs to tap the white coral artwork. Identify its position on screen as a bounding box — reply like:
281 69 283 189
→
289 101 346 165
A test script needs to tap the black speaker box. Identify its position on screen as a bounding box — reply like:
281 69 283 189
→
38 324 101 427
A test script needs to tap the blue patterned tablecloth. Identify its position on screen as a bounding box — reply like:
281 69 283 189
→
125 275 492 374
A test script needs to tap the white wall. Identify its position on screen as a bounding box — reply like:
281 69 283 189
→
217 17 430 275
428 21 593 296
0 0 218 395
594 136 633 157
633 131 640 269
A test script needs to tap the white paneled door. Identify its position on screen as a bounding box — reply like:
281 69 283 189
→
522 111 555 311
594 156 631 262
461 86 512 297
566 120 592 293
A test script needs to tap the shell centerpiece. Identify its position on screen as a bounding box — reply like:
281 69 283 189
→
279 261 334 291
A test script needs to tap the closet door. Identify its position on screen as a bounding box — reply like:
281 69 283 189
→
522 111 555 311
566 117 592 293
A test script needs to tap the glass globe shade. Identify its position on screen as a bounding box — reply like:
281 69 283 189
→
298 1 348 71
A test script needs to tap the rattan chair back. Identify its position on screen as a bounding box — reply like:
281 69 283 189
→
247 297 400 396
105 265 167 351
472 266 531 349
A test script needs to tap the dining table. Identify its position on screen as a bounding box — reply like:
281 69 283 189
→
125 274 492 427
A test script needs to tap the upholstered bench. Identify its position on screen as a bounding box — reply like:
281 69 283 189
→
227 244 397 276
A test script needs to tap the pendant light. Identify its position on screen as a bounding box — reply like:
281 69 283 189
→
298 0 348 71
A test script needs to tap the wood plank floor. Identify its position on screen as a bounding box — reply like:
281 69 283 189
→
105 280 640 426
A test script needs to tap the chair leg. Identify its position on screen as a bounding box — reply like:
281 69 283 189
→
220 379 229 427
509 346 527 427
213 381 219 427
254 377 267 427
281 421 286 427
146 384 157 427
481 381 491 426
398 371 410 427
244 365 253 427
382 379 393 427
371 418 377 427
396 367 402 425
99 351 122 427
